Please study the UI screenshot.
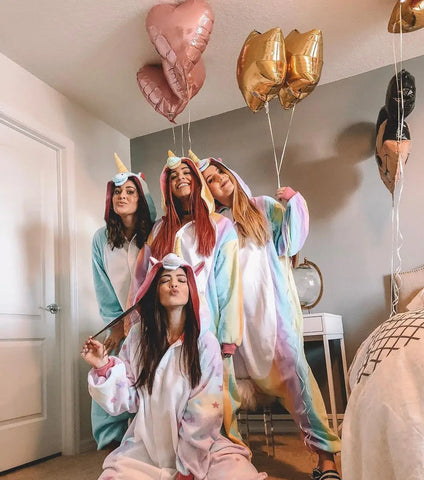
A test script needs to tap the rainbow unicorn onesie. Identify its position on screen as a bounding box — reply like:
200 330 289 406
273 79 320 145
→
197 155 341 454
127 153 244 445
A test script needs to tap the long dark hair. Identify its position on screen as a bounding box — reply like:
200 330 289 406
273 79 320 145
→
150 162 216 259
107 178 153 249
134 268 201 394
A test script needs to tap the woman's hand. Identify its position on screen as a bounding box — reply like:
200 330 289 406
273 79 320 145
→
276 186 296 202
80 337 109 369
104 322 125 354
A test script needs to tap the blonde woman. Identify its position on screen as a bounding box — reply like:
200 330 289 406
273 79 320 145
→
197 154 341 480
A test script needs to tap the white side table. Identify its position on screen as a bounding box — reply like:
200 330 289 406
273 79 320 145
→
303 313 349 431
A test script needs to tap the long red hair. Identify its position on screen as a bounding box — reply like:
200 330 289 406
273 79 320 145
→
150 162 215 259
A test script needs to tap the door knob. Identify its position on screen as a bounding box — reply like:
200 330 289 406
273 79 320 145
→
40 303 61 314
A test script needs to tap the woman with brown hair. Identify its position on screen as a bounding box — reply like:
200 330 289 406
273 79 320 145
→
82 254 266 480
91 154 156 449
198 155 341 480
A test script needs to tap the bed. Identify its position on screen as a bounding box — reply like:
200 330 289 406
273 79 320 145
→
341 266 424 480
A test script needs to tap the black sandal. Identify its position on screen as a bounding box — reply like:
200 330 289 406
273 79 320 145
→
311 467 342 480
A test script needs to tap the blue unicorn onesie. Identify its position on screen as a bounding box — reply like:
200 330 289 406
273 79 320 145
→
197 155 341 454
91 153 156 449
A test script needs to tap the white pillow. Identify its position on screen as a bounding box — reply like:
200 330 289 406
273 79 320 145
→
406 287 424 312
395 265 424 312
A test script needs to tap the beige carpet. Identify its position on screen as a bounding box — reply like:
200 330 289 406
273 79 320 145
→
2 433 341 480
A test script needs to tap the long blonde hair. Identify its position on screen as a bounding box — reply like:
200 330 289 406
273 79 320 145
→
218 164 270 247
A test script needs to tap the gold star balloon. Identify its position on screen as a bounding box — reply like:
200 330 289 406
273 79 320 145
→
388 0 424 33
237 27 287 112
279 29 323 110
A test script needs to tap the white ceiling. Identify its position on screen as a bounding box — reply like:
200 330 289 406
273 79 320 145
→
0 0 423 139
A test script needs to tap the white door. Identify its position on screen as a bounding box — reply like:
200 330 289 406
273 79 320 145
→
0 121 62 471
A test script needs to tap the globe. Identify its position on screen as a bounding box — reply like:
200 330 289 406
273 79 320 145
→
292 258 323 309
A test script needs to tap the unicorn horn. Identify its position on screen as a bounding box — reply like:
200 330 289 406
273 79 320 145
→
188 149 201 164
114 153 129 173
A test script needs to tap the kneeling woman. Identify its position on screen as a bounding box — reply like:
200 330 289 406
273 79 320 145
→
81 254 266 480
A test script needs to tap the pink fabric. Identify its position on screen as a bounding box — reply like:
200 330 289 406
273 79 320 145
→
222 343 237 355
279 186 296 201
93 357 116 377
176 473 194 480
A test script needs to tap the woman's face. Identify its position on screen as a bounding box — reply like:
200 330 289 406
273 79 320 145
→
112 179 139 218
169 162 192 200
202 164 234 205
158 267 189 309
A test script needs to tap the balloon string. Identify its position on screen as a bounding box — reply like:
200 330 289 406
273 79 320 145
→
187 105 192 153
278 104 296 175
390 161 405 317
172 125 177 150
389 3 405 317
180 123 184 157
264 101 281 189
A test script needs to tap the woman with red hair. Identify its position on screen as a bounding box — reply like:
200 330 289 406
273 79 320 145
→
128 152 243 444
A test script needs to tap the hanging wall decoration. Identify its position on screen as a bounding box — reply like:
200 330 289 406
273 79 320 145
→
375 107 411 195
375 70 416 194
385 69 416 121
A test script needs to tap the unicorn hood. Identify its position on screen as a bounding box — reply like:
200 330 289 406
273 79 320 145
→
133 253 205 331
104 153 156 223
192 153 252 201
159 150 215 214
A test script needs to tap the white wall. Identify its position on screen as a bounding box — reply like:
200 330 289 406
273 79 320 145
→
0 52 130 449
131 55 424 365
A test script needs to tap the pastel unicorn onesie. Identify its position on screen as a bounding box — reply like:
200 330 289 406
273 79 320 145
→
91 154 157 448
87 254 266 480
127 153 243 445
198 156 341 454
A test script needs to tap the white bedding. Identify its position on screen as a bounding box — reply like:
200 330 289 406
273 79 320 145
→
342 309 424 480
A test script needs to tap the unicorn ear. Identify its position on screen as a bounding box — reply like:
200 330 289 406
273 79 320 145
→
149 257 159 267
193 261 205 276
114 153 129 173
188 149 200 164
168 150 176 158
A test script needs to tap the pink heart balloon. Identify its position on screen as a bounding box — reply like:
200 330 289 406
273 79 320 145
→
137 60 205 122
146 0 214 100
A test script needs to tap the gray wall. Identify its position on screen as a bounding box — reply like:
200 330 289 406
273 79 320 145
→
131 55 424 364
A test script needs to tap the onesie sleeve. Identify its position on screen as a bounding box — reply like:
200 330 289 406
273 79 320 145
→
213 217 243 348
87 327 140 415
263 193 309 257
92 228 123 323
